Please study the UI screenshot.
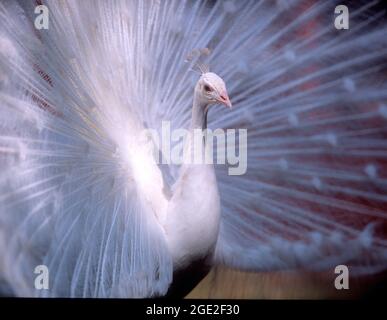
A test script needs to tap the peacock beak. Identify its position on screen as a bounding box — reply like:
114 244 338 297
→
218 92 232 108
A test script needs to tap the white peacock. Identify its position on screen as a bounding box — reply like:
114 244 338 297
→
0 0 387 297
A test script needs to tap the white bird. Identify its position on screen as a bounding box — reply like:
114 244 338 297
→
0 0 387 298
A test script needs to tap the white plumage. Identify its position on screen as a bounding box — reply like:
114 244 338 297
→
0 0 387 297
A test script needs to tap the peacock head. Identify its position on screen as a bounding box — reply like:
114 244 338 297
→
196 72 232 108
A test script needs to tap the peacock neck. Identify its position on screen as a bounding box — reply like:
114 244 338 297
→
190 94 209 131
181 94 210 167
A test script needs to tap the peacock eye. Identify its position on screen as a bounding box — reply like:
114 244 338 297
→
204 84 213 92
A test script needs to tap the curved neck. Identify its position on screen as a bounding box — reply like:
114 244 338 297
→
190 94 209 131
180 92 210 167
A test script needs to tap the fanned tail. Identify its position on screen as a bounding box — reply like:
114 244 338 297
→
0 0 172 297
211 0 387 272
